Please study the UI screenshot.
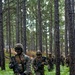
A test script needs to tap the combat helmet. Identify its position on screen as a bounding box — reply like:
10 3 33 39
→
36 50 42 56
48 52 52 57
15 43 24 52
48 52 52 55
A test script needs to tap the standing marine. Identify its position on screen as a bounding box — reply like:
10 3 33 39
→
32 50 47 75
9 43 32 75
47 53 54 71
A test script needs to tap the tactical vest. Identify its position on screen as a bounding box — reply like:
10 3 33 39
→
33 56 46 71
15 53 27 73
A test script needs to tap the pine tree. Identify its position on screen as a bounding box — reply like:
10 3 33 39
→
0 0 5 70
54 0 60 75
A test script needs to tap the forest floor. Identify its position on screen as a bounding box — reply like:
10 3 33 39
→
0 63 69 75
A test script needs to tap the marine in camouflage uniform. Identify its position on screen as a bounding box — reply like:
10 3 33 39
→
47 53 54 71
66 54 70 67
9 43 32 75
32 50 47 75
60 54 65 66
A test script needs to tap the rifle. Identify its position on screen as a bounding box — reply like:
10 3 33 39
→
34 57 47 72
9 56 24 74
34 60 44 72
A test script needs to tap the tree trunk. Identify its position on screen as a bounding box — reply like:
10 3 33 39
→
65 0 69 57
0 0 5 70
49 0 53 53
8 0 11 57
5 0 9 52
22 0 26 53
19 0 23 43
54 0 60 75
67 0 75 75
45 23 48 57
16 0 20 43
35 10 38 51
37 0 42 52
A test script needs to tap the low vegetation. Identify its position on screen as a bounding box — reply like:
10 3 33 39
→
0 63 69 75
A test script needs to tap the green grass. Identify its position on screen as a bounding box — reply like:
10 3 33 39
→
60 65 69 75
44 65 69 75
0 64 14 75
0 64 69 75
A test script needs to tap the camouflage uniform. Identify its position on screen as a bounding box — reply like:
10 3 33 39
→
9 43 32 75
32 50 47 75
47 53 54 71
66 54 70 67
60 55 65 66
